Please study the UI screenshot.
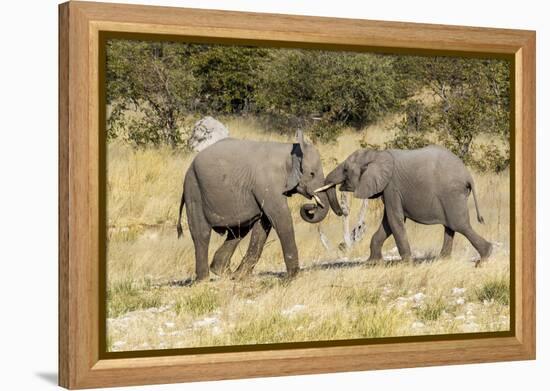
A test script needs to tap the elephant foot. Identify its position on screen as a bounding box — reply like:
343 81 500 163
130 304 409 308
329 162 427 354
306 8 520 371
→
438 251 452 260
366 258 382 267
232 267 253 281
195 273 210 282
475 242 493 268
285 267 300 280
210 262 230 277
481 242 493 260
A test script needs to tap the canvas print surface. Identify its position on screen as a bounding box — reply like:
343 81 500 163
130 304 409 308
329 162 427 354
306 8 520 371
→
105 39 511 352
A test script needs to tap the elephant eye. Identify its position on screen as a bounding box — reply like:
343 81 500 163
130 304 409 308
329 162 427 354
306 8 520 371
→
310 172 315 177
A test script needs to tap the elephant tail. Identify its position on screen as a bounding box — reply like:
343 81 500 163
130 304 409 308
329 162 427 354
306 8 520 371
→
177 189 185 238
468 180 485 224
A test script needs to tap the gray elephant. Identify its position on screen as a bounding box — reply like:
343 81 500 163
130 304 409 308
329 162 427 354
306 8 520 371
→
316 145 492 264
176 130 343 280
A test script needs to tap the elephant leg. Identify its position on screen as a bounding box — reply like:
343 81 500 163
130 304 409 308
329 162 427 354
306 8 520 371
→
456 225 492 265
233 216 272 278
439 226 455 259
368 212 392 262
443 194 491 265
184 170 212 281
384 199 412 262
188 219 211 281
263 201 300 278
210 229 244 276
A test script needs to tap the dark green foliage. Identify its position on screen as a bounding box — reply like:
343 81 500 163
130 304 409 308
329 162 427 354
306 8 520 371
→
389 56 510 167
191 45 269 114
309 119 344 144
106 39 511 172
385 99 432 150
106 40 197 147
254 50 403 134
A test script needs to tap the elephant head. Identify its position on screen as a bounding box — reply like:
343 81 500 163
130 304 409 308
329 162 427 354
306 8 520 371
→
317 149 395 214
284 130 342 223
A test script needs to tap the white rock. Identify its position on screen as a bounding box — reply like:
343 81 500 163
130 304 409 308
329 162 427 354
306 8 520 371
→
113 341 126 347
452 287 466 296
164 322 175 328
189 116 229 152
281 304 306 316
456 297 465 305
412 293 426 303
462 322 480 332
412 321 425 329
193 317 219 328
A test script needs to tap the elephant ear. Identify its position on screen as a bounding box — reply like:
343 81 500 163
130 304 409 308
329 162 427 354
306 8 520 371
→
284 129 305 193
284 143 303 193
354 151 394 199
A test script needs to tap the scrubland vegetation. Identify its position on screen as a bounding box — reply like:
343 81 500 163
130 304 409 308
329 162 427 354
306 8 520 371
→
105 41 511 351
106 120 510 351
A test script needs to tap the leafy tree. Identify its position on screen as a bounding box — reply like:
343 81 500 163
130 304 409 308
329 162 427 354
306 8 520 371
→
389 56 510 168
190 45 269 114
254 50 403 137
105 40 511 173
106 40 197 146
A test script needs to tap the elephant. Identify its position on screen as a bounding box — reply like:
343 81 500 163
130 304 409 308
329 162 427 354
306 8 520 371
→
176 130 344 280
315 145 492 264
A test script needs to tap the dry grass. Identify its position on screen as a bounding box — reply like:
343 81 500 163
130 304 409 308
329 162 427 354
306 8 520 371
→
106 116 510 351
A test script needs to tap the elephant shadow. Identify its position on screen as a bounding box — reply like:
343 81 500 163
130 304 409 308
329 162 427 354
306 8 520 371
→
164 252 440 287
257 251 439 278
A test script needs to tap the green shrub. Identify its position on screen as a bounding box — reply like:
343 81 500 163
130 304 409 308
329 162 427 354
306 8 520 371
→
175 287 220 316
107 280 162 318
415 297 447 322
471 143 510 173
346 287 382 307
351 308 402 338
475 278 509 305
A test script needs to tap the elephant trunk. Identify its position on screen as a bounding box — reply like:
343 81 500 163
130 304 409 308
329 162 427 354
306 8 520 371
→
300 190 330 224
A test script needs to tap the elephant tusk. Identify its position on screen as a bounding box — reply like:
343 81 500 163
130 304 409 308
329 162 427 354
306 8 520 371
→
312 194 326 209
313 183 336 193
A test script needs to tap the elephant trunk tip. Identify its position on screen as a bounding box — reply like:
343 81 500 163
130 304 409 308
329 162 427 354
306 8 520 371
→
177 223 183 238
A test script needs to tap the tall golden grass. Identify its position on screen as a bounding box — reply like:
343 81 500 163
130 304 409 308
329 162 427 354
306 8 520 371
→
106 116 510 351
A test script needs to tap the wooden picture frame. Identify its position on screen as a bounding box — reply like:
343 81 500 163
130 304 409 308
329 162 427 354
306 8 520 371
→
59 1 536 389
